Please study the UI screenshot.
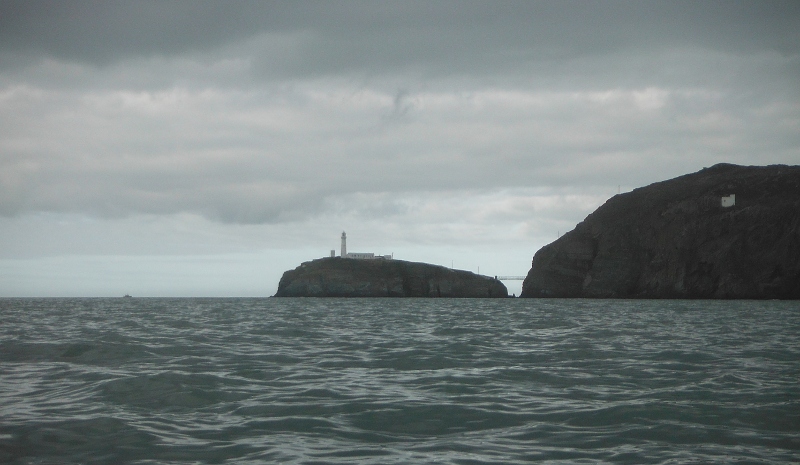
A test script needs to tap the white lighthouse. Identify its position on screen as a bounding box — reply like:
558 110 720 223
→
336 232 391 260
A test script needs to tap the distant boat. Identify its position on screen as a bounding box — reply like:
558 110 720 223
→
123 294 132 298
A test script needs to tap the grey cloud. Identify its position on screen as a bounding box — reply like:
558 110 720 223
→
2 2 797 100
1 73 797 223
0 1 268 64
2 1 797 73
0 2 798 226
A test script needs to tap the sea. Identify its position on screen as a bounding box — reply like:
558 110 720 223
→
0 298 798 465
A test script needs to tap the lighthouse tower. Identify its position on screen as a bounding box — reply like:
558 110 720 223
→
341 231 347 257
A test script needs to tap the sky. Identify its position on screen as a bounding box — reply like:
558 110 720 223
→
1 0 798 297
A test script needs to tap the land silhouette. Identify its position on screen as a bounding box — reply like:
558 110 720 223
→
275 258 508 298
276 163 799 299
522 163 800 299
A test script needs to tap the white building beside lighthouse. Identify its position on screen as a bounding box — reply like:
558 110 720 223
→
339 231 392 260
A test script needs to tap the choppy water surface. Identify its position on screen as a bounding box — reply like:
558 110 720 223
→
1 298 798 464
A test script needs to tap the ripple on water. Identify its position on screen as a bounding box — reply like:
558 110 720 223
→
0 297 798 464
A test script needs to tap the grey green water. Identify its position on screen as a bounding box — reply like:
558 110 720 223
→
1 298 798 464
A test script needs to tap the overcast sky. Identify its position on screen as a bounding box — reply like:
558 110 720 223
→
1 0 798 296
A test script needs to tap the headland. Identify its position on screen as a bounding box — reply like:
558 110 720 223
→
274 257 508 298
521 163 800 299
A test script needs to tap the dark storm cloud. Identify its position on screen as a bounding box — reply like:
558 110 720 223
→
0 1 267 63
1 1 797 74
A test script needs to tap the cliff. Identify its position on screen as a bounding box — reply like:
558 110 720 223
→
275 257 508 297
521 163 800 299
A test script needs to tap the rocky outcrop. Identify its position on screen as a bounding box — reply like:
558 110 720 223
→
275 257 508 297
521 164 800 299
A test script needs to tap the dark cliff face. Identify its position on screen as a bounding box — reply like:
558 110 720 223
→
275 258 508 298
521 163 800 299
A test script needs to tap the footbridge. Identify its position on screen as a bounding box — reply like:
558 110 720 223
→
496 276 526 281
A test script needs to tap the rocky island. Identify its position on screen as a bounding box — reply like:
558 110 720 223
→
521 163 800 299
275 257 508 297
